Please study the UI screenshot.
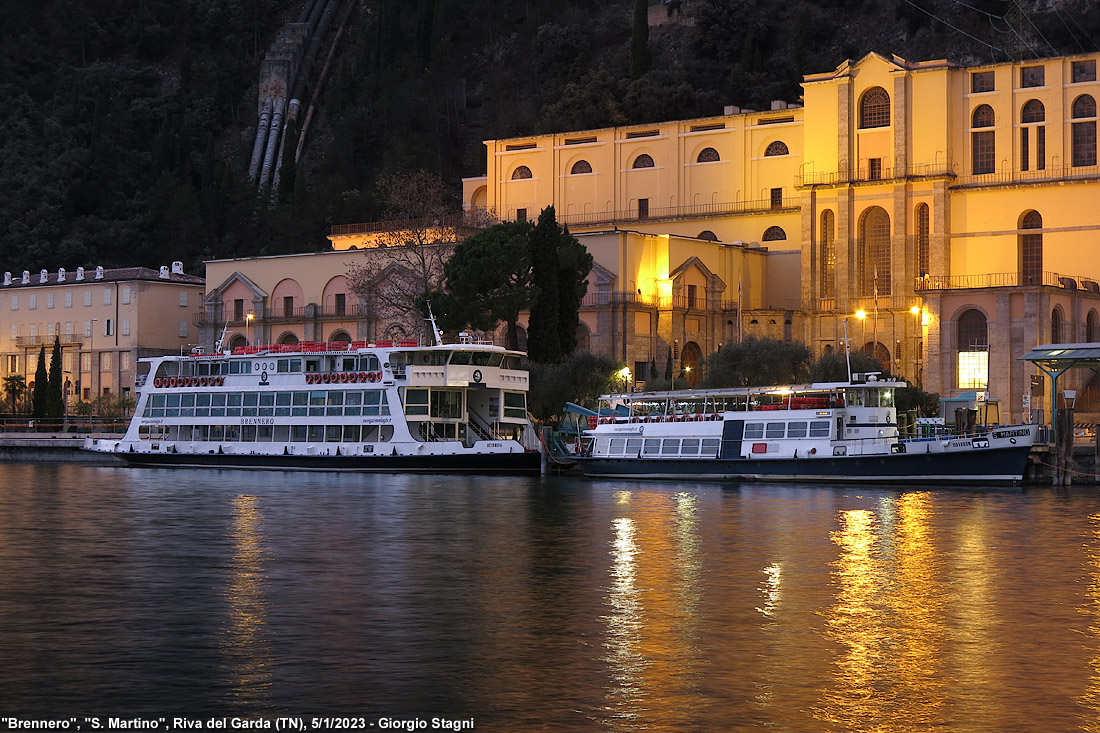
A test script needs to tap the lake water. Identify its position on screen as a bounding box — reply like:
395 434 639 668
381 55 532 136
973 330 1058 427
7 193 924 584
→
2 464 1100 730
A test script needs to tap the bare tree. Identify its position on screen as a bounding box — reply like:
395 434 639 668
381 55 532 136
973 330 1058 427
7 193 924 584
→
346 170 493 339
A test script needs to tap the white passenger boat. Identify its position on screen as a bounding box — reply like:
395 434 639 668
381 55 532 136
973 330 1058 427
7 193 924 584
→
576 375 1037 483
84 330 541 473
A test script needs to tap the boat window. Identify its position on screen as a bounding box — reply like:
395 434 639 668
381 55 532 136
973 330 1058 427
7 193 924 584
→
291 425 307 442
292 391 308 416
379 425 394 441
864 390 879 408
681 438 700 455
309 391 326 416
277 359 289 373
766 422 786 438
610 438 626 455
197 362 210 376
256 425 274 442
845 390 864 407
243 392 259 407
502 356 522 369
701 438 720 456
308 425 324 442
327 391 344 417
661 439 680 455
471 352 493 367
158 361 180 378
326 425 342 442
359 355 380 371
224 426 241 441
275 392 291 416
258 393 274 416
241 425 257 442
343 425 360 442
210 393 226 417
305 359 321 373
339 357 357 372
673 398 705 414
787 421 808 438
643 438 661 455
504 391 526 418
405 388 429 415
626 438 643 454
744 423 764 439
488 353 503 367
879 389 894 407
809 420 830 437
431 390 464 419
450 351 471 365
273 426 289 442
345 391 363 416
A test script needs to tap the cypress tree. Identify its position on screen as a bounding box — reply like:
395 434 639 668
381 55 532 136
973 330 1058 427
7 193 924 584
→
47 335 64 419
555 219 592 357
32 344 47 420
527 206 562 363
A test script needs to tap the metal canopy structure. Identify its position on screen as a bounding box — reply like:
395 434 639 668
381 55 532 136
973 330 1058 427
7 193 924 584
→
1018 342 1100 445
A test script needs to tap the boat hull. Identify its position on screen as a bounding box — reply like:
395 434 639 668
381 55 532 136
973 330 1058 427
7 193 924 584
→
110 449 542 474
576 444 1034 483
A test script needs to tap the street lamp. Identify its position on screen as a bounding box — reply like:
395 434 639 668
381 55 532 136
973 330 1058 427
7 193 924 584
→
855 310 867 353
672 364 692 391
910 305 922 383
89 318 97 402
246 313 255 346
617 366 632 392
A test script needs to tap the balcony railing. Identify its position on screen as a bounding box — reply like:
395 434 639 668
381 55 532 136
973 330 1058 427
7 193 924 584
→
194 304 368 327
14 335 87 348
330 213 490 237
915 271 1100 291
554 197 799 227
952 162 1100 188
798 163 955 187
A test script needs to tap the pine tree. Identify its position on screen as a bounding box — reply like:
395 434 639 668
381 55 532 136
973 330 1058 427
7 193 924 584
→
32 344 48 420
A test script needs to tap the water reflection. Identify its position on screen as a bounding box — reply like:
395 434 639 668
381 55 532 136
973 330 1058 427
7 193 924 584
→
816 494 946 731
599 489 708 731
220 494 273 709
1079 512 1100 731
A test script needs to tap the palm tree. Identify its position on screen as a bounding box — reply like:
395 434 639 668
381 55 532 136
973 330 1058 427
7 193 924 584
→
3 374 28 414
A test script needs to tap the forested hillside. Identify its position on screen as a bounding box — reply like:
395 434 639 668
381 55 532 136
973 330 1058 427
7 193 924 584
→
1 0 1097 274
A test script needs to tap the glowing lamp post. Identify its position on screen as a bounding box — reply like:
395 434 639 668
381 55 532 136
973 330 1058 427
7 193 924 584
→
618 366 632 393
246 313 255 346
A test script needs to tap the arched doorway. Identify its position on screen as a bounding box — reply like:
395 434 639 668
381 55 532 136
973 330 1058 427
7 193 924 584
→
681 341 702 386
277 332 299 345
329 330 351 344
228 334 247 351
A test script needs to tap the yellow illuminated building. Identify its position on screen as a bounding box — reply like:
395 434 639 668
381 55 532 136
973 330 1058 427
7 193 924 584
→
454 51 1100 420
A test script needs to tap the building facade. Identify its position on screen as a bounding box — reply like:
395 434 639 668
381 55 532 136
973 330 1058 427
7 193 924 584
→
0 263 205 411
460 52 1100 421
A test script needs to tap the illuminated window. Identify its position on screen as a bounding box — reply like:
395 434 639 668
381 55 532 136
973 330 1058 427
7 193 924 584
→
859 87 890 128
764 141 788 157
820 210 836 298
859 206 891 296
1020 210 1042 285
511 165 532 180
569 159 592 174
632 154 654 169
957 350 989 389
697 147 720 162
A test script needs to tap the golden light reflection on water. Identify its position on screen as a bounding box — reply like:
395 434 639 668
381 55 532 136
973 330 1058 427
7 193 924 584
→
599 490 707 731
814 494 946 731
1077 512 1100 731
222 494 273 707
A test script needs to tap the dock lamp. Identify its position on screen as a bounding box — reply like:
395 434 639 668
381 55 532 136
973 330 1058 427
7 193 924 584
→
246 313 255 345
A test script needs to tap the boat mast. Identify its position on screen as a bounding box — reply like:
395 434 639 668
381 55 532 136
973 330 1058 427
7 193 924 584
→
842 318 853 383
425 302 444 347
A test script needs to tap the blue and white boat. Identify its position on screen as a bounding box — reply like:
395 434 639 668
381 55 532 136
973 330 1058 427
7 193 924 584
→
576 375 1036 483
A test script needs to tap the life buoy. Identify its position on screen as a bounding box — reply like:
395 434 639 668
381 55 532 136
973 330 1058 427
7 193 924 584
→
631 417 641 423
349 372 359 383
216 376 224 386
359 372 368 382
168 377 177 387
322 372 331 384
374 371 383 382
340 372 349 383
154 378 163 388
304 373 312 384
185 377 194 387
366 371 377 383
710 414 721 421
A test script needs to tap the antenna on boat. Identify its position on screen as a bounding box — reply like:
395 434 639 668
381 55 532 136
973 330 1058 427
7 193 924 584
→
425 302 444 347
842 318 853 383
214 321 230 354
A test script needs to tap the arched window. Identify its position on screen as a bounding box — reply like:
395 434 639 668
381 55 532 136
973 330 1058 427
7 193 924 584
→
1051 306 1064 343
697 147 720 163
570 159 592 174
632 154 654 169
1020 210 1042 285
1021 100 1046 171
277 332 299 345
820 210 836 299
957 309 989 388
859 87 891 128
1072 94 1097 167
329 330 351 343
916 203 930 276
511 165 532 180
762 226 787 241
958 309 988 349
764 141 789 157
229 334 247 350
972 105 996 174
697 230 718 241
1088 309 1099 342
859 207 891 296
